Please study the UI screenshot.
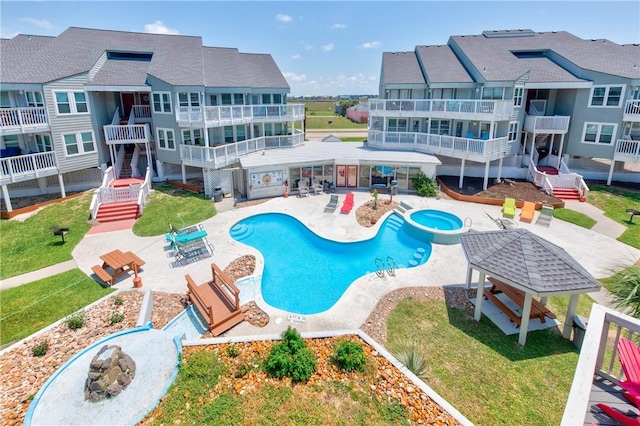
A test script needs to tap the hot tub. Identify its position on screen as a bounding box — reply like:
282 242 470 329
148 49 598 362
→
403 209 466 245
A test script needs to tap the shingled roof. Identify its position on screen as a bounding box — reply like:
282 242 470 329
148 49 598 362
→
460 229 601 296
203 47 289 89
415 45 473 84
381 51 426 85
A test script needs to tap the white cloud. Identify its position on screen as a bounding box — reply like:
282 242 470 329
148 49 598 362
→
361 41 382 49
288 71 378 96
291 53 301 60
321 43 334 52
283 71 308 82
300 41 313 51
144 21 179 35
19 18 53 29
276 14 293 23
330 24 346 30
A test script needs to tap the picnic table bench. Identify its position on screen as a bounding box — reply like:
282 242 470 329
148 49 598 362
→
91 249 145 287
484 276 556 328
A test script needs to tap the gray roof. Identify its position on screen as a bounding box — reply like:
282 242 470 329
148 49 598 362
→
239 141 441 168
381 51 426 85
460 229 601 296
415 45 473 84
450 30 640 81
89 59 151 87
203 47 289 89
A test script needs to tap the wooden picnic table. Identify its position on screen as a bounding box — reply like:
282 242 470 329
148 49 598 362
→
484 276 556 328
100 249 145 282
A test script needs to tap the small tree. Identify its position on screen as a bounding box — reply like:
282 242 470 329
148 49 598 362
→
411 172 438 197
372 189 378 210
610 265 640 318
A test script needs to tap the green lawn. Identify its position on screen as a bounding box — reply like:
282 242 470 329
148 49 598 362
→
0 191 93 279
587 185 640 249
386 294 594 425
133 183 217 237
553 208 597 229
0 269 113 346
305 116 367 130
303 100 338 116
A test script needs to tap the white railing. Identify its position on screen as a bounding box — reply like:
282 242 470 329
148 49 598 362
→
103 124 150 144
523 115 570 133
137 166 152 216
0 107 49 133
624 99 640 118
368 98 514 118
563 304 640 425
0 151 58 184
130 145 142 178
615 139 640 162
527 159 589 199
90 166 115 220
180 133 304 169
132 105 151 121
559 157 571 174
176 104 305 126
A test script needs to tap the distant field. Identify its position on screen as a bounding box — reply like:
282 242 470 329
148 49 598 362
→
304 100 339 116
305 116 367 129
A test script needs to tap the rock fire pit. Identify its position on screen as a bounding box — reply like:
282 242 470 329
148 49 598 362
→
85 345 136 402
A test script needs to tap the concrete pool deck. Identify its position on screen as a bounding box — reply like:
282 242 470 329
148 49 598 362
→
67 191 639 337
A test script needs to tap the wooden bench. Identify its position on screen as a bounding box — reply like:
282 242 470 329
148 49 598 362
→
186 263 244 336
92 265 114 287
123 251 146 269
484 277 556 328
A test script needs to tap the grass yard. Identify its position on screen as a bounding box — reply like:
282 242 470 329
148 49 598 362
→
587 185 640 249
386 294 594 425
303 100 340 116
0 269 113 346
0 191 93 279
553 208 597 229
305 115 367 130
133 183 217 237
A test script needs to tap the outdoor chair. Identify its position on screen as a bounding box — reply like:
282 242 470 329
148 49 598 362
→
340 192 354 214
535 204 554 227
167 229 209 248
324 194 339 213
174 238 214 265
519 201 536 223
297 181 309 197
166 223 204 241
502 197 516 219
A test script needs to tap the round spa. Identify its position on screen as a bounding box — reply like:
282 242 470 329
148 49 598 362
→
403 209 466 245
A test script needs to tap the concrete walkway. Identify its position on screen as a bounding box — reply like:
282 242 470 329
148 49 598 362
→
563 200 628 240
0 259 78 290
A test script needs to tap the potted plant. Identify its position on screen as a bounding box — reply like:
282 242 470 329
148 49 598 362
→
284 180 289 198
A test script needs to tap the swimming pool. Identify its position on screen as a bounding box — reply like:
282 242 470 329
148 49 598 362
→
229 212 431 314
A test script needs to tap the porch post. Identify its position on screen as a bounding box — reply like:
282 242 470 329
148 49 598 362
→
474 272 486 322
466 266 473 289
483 160 490 190
497 157 504 181
181 164 187 184
557 134 565 169
607 160 615 186
1 184 12 212
203 127 210 147
563 294 579 339
530 132 536 163
458 159 466 189
518 293 533 346
548 134 555 166
540 296 548 306
58 174 66 198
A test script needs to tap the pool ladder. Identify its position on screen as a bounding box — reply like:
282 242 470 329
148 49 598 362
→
375 256 396 278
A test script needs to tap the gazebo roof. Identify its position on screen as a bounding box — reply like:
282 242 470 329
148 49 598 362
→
460 229 601 296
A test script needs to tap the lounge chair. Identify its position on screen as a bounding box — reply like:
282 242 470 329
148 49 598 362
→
174 238 214 265
324 194 339 213
165 223 204 242
340 192 354 214
618 337 640 406
502 197 516 219
297 181 309 197
311 179 323 195
166 229 208 246
519 201 536 223
535 204 554 227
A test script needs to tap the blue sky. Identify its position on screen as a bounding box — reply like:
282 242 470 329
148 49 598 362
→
1 1 639 96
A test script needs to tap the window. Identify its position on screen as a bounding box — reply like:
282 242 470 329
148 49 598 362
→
221 94 232 105
156 128 175 150
589 85 624 107
182 129 203 146
178 92 200 107
35 134 52 152
25 91 44 107
262 94 272 104
62 131 95 156
2 135 19 148
274 123 283 136
251 94 260 105
508 122 519 142
429 119 450 135
273 94 282 104
236 125 246 141
482 87 504 100
152 92 172 113
209 94 218 106
233 94 244 105
388 119 408 132
582 122 617 145
513 87 524 107
54 91 89 115
224 126 234 142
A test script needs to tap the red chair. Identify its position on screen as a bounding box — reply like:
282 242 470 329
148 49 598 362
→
340 192 354 214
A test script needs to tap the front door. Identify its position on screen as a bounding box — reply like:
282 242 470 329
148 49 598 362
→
336 165 358 187
121 93 135 118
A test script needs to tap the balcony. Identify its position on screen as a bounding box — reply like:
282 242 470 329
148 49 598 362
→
368 99 514 121
624 100 640 123
176 104 305 127
367 130 509 163
0 151 59 185
563 304 640 425
523 115 570 134
614 139 640 163
103 124 150 145
0 107 50 136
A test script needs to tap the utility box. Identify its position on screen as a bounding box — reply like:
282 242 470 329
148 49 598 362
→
390 180 399 196
572 315 588 349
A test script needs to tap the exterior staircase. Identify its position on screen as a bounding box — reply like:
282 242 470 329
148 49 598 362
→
95 201 139 223
552 187 582 201
537 166 558 175
119 150 133 178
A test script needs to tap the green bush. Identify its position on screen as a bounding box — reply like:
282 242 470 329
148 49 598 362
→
112 295 124 306
411 172 438 197
264 341 294 379
234 362 251 378
393 341 427 379
290 347 316 382
226 342 240 358
263 326 316 382
108 311 125 325
32 340 48 357
65 311 86 330
610 265 640 318
281 326 306 354
332 340 367 372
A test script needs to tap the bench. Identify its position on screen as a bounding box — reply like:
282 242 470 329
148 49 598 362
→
49 226 70 243
627 209 640 224
92 265 114 287
185 263 244 336
484 277 556 328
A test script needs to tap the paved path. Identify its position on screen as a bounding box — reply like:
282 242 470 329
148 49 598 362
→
0 259 78 290
563 200 627 240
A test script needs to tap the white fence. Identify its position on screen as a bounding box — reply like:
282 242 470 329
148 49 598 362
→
176 104 305 126
369 99 513 118
104 124 150 144
0 107 49 132
523 115 570 133
624 100 640 116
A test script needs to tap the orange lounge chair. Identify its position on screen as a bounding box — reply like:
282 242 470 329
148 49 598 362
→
519 201 536 223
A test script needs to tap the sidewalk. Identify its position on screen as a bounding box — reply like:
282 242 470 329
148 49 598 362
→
563 200 627 240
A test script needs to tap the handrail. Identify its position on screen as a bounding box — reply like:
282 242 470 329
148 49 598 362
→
137 166 151 216
130 145 141 178
374 258 385 278
386 256 396 277
615 139 640 160
111 107 120 125
176 103 305 126
625 99 640 116
368 98 513 117
0 106 49 130
103 124 149 144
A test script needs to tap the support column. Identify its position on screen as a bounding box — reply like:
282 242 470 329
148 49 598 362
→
548 134 555 166
483 160 490 190
557 134 565 169
203 127 210 147
607 159 616 186
497 157 504 181
530 132 536 163
474 272 486 322
466 267 473 289
563 294 579 339
181 164 187 184
518 293 533 346
540 296 548 306
156 160 165 181
58 174 66 198
2 184 12 212
459 158 466 189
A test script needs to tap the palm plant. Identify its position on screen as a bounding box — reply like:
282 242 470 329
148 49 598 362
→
610 265 640 318
392 341 427 379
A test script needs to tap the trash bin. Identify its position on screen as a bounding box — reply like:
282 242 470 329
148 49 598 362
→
572 315 588 349
390 180 399 196
212 187 224 202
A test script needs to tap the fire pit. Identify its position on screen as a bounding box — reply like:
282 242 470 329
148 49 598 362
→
85 345 136 402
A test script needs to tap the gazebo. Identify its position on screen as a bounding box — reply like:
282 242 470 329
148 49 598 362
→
460 229 602 346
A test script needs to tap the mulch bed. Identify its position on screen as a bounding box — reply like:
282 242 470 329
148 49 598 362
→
438 175 562 204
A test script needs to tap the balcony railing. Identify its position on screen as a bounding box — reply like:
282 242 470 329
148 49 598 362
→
103 124 150 145
624 100 640 122
0 107 49 135
368 99 514 120
367 130 509 162
523 115 570 133
176 104 305 127
180 133 304 169
0 151 58 185
131 105 151 122
615 139 640 162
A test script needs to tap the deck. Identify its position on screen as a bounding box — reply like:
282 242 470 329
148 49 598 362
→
586 375 639 425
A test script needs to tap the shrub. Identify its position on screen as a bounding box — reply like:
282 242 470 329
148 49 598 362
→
610 265 640 318
411 172 438 197
65 311 85 330
112 295 124 306
234 362 251 378
264 342 293 379
226 342 240 358
32 340 48 357
393 341 427 379
290 347 316 382
108 311 125 325
281 326 306 353
263 326 316 382
332 340 367 372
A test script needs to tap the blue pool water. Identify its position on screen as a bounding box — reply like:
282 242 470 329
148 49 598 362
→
409 209 463 231
229 212 431 314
